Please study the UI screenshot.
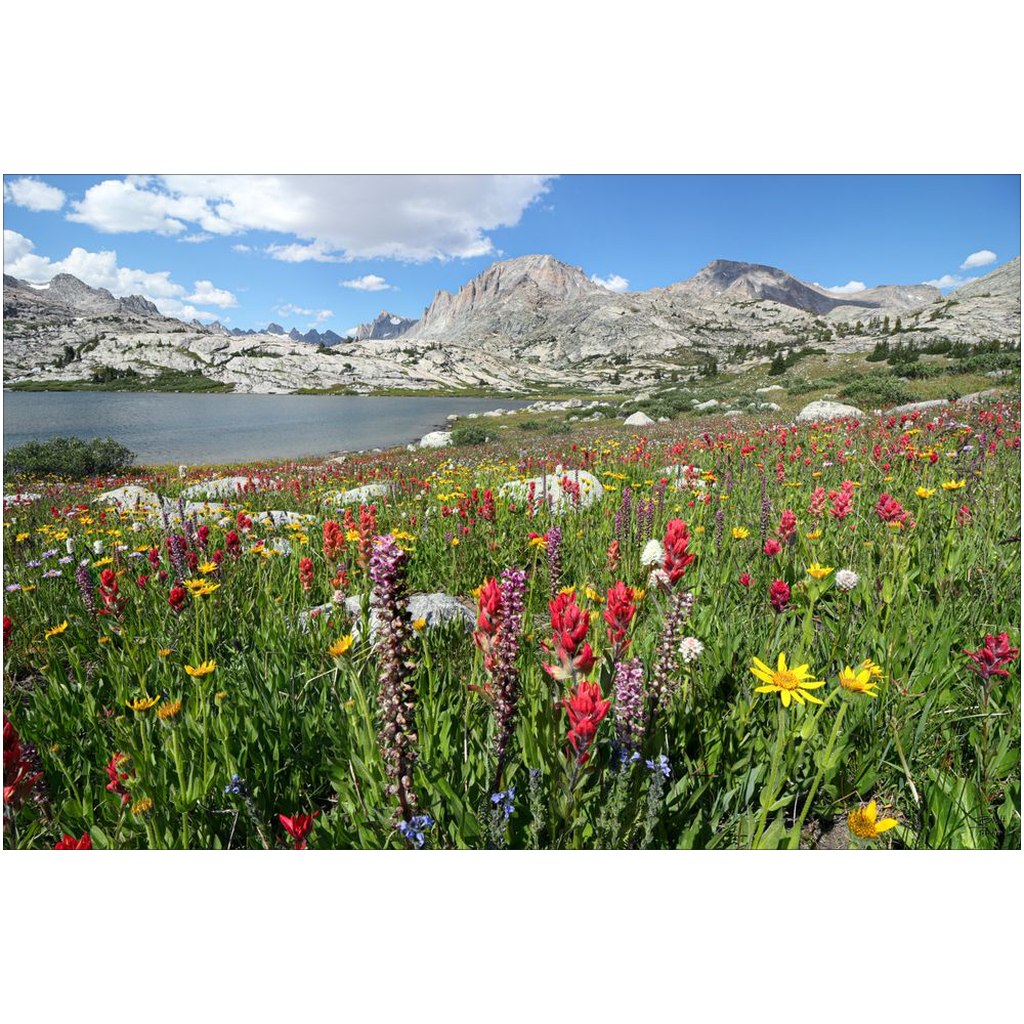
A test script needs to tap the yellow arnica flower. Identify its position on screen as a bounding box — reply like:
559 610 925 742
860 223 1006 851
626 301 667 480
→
92 557 113 568
198 562 220 574
632 588 646 601
838 665 881 698
806 563 834 580
861 658 884 679
732 527 750 540
805 530 822 540
558 585 577 597
750 653 826 708
412 618 427 631
847 800 898 839
584 587 604 604
329 635 354 658
126 695 161 712
158 648 172 658
916 487 936 499
185 660 216 677
157 700 182 721
942 479 965 490
45 620 69 639
132 797 154 815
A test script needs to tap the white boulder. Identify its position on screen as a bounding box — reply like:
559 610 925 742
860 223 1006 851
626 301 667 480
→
796 400 864 423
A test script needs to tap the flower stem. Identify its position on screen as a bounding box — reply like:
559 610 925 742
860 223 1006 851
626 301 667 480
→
752 704 786 849
788 702 847 849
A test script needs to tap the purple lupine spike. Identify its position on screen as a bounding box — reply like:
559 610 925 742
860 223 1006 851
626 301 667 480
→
492 566 527 784
614 658 646 756
370 534 420 823
649 589 693 710
546 526 562 597
75 564 96 615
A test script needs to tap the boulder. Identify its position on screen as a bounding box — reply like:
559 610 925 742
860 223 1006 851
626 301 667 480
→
887 398 949 417
499 469 605 512
94 485 162 508
694 399 719 411
755 385 785 394
326 483 389 507
419 430 453 448
724 410 744 418
297 592 475 640
796 400 864 423
623 411 655 427
181 476 260 500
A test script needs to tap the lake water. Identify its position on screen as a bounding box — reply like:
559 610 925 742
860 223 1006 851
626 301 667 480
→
1 392 527 464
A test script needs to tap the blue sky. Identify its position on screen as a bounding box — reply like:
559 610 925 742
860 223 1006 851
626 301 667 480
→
3 174 1019 334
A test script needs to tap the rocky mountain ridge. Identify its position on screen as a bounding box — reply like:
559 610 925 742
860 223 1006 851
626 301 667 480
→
3 255 1018 394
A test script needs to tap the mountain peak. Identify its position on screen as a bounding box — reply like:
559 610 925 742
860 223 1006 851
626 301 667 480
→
354 310 417 341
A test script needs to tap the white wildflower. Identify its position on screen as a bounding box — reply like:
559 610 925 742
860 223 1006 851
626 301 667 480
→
835 569 859 592
640 539 665 566
678 637 704 664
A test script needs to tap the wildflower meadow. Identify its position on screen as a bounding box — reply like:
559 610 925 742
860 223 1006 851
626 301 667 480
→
3 401 1020 850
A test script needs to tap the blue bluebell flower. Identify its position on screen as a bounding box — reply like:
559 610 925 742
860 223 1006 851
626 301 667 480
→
223 773 248 796
398 814 435 848
491 787 516 820
646 754 671 778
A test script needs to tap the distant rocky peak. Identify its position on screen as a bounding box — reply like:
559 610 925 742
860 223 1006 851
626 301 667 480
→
355 310 417 341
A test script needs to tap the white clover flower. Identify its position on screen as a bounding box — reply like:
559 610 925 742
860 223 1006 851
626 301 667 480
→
641 539 665 566
679 637 705 664
835 569 860 592
92 540 104 555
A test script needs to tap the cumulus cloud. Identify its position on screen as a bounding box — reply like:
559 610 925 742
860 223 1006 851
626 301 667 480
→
65 174 554 262
960 249 997 270
591 273 630 292
4 176 66 212
823 280 867 295
231 244 252 253
343 326 359 338
186 280 237 308
275 303 334 323
179 233 212 244
924 273 978 290
340 274 392 291
3 229 227 321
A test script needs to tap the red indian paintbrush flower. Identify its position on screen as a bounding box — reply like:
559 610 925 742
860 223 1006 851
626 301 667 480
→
225 530 241 558
54 833 92 850
299 557 314 593
777 509 797 544
279 811 319 849
323 519 344 561
769 579 791 613
104 753 132 806
763 539 782 557
563 679 611 763
541 590 596 681
168 586 187 614
874 493 910 526
3 615 12 649
473 577 503 677
964 632 1020 683
662 519 696 585
603 581 636 659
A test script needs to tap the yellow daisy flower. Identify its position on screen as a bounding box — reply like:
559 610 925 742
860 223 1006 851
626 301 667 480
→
916 487 936 499
126 695 162 712
45 620 70 639
806 563 834 580
329 635 354 658
847 800 898 839
750 653 826 708
838 665 881 698
185 660 216 677
412 618 427 631
732 527 750 540
942 479 965 490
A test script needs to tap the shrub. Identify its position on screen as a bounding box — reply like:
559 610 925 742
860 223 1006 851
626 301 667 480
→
518 419 544 431
450 425 488 446
3 436 136 480
840 373 914 406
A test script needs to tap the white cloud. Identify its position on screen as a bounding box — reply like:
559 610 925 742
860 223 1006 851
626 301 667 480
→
3 229 227 321
924 273 978 290
266 240 344 263
186 280 237 308
179 233 213 244
275 303 334 323
340 274 392 291
231 244 252 253
344 326 359 337
960 249 997 270
823 280 867 295
65 174 554 262
591 272 630 293
4 176 66 212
